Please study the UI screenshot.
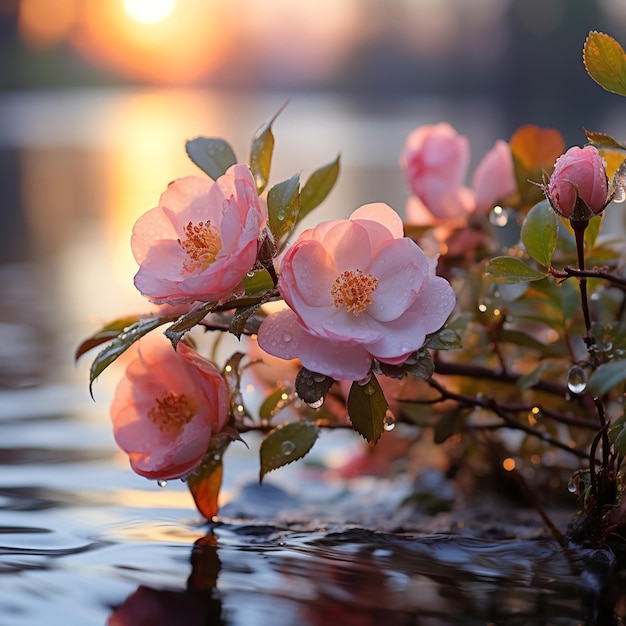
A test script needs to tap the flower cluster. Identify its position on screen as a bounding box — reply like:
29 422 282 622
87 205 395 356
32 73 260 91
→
79 31 626 550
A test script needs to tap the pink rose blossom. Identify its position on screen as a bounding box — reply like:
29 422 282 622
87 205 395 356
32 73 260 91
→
471 139 517 213
110 337 229 480
547 146 609 219
132 164 266 305
257 203 456 381
400 123 475 221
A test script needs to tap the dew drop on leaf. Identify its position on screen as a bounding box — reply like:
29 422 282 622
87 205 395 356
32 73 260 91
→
383 413 396 431
281 440 296 456
567 364 588 395
567 477 577 494
307 397 324 409
357 373 372 386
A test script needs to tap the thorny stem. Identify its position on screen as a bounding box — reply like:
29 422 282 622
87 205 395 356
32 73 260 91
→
549 265 626 289
571 219 593 342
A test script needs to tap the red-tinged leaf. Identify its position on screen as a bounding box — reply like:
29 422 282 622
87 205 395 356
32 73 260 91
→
249 102 288 194
583 31 626 97
75 316 139 361
187 437 231 520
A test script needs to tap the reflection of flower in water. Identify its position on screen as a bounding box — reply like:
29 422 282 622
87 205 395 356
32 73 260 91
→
108 535 223 626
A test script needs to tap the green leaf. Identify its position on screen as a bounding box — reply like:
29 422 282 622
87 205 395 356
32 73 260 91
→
520 200 558 267
165 301 217 348
249 103 287 194
89 317 171 396
187 436 231 520
298 155 340 221
229 303 262 339
425 328 463 351
259 385 290 422
185 137 237 180
375 349 434 380
347 374 388 443
76 316 140 361
267 174 301 242
295 367 334 406
485 257 548 284
259 421 319 483
589 359 626 396
583 31 626 97
243 269 274 295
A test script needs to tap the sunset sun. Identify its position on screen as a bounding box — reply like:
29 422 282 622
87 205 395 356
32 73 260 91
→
122 0 176 24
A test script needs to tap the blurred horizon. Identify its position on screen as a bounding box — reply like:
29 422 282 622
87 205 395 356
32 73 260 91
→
0 0 625 139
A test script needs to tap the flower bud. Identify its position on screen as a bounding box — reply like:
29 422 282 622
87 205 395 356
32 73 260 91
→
547 146 609 220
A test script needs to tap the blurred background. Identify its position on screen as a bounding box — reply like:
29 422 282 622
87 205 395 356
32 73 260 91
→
0 0 626 391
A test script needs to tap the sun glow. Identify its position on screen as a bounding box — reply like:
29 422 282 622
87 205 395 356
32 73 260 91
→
122 0 176 24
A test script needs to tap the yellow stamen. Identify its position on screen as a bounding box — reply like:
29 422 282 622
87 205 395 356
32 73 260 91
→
331 269 379 315
178 220 221 273
147 391 194 437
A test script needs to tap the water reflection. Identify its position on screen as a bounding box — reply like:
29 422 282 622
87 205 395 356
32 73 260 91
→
108 522 617 625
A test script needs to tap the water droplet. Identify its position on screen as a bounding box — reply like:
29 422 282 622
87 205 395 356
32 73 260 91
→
357 373 372 386
567 477 577 494
247 270 255 278
383 414 396 431
567 364 588 395
489 205 509 227
307 397 324 409
312 373 327 383
614 186 626 203
281 331 293 343
157 480 167 488
281 440 296 456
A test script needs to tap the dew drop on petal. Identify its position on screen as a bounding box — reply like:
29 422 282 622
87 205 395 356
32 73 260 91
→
157 480 167 488
281 440 296 456
567 364 588 395
281 331 293 343
357 373 372 386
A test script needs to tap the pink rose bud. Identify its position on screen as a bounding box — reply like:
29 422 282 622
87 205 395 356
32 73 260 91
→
547 146 609 220
399 123 475 221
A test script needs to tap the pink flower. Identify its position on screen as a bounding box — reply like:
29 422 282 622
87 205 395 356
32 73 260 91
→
131 164 266 305
471 139 517 213
257 203 456 381
110 337 229 480
400 123 475 221
547 146 609 219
